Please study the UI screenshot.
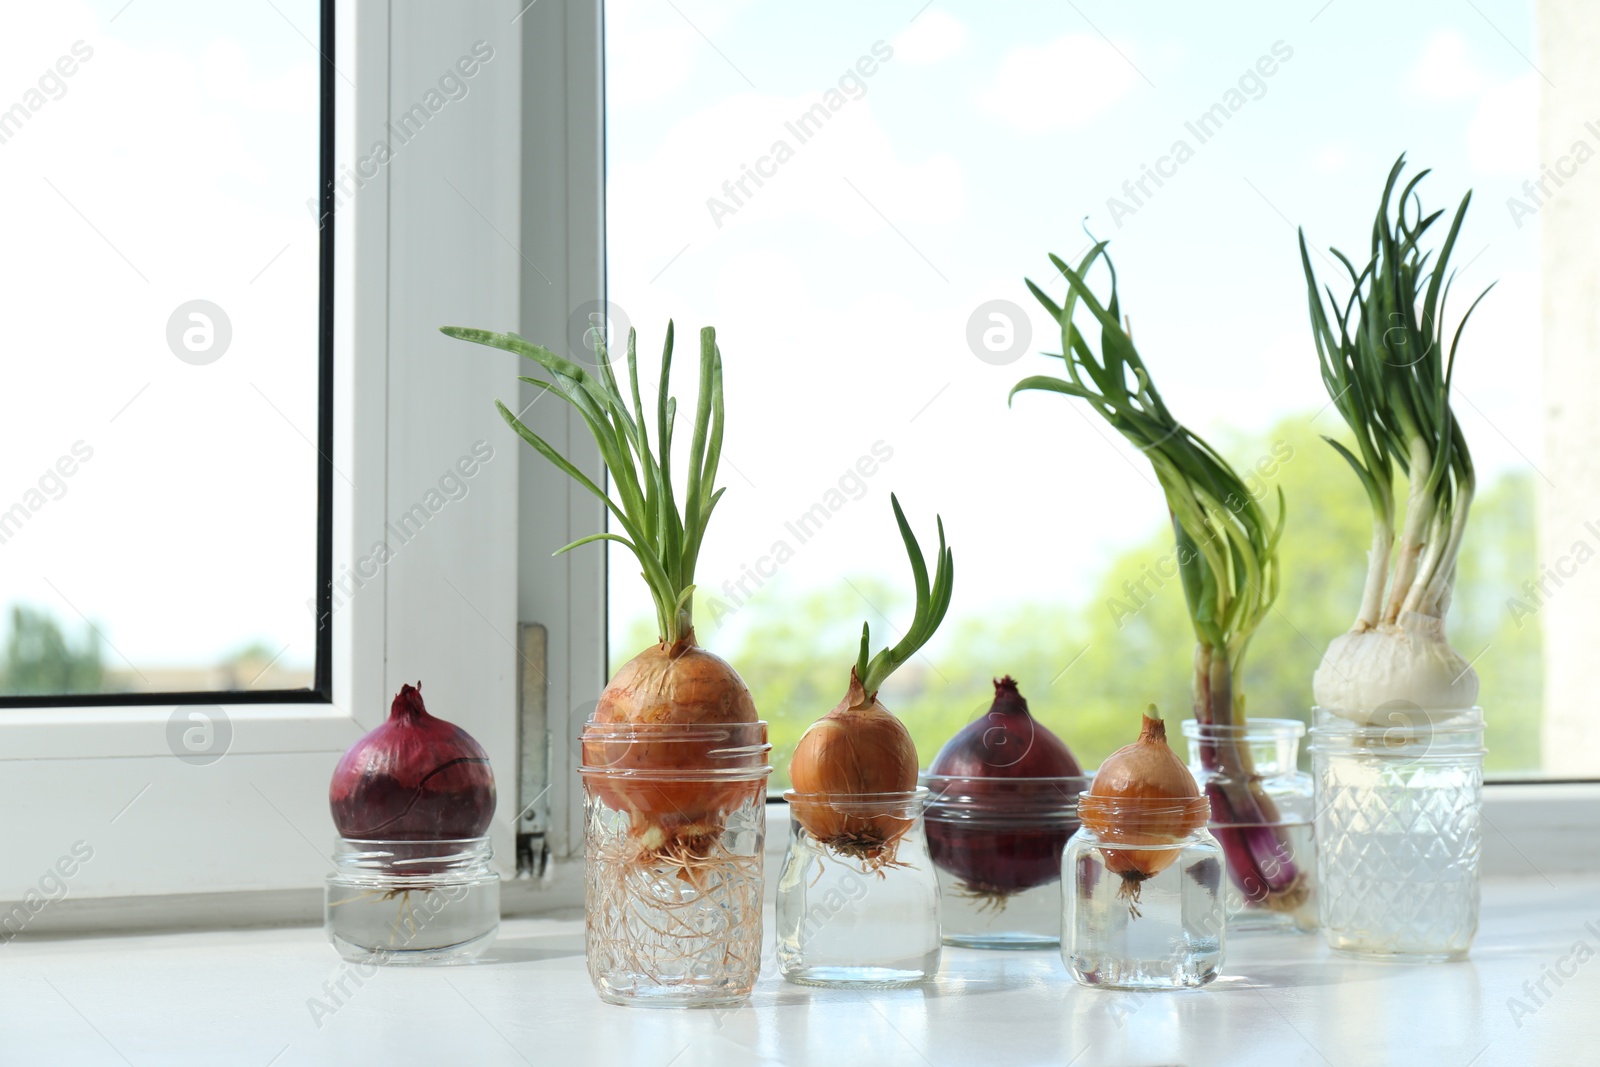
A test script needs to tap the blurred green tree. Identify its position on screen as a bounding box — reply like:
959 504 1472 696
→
1 604 104 696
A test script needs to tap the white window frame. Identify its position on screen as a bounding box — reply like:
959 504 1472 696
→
0 0 605 930
3 0 1596 935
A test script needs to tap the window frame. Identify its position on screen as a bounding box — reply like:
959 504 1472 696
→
0 0 609 921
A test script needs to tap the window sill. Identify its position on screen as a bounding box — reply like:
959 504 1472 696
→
5 873 1590 1063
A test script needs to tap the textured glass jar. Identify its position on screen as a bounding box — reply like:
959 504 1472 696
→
777 789 940 987
1311 705 1484 961
1063 796 1224 989
581 720 771 1007
325 837 500 964
922 774 1091 949
1182 718 1317 933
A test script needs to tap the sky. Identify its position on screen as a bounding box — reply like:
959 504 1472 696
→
0 0 320 674
602 0 1544 653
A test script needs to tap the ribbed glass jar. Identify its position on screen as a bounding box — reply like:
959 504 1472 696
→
580 720 771 1007
776 789 940 987
1182 718 1317 933
1310 705 1484 961
922 774 1091 949
1062 796 1224 990
325 837 500 965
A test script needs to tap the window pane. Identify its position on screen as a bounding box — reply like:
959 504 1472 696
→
0 0 322 696
605 2 1560 779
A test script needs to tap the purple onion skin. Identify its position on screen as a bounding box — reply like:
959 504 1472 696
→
928 676 1083 779
1205 779 1301 903
926 677 1084 896
329 683 496 840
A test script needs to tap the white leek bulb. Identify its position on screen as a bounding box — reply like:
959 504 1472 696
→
1313 611 1478 725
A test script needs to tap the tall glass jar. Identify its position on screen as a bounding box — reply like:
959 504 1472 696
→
1310 705 1484 960
580 721 771 1007
922 774 1091 949
324 837 500 964
1182 718 1317 933
776 789 940 987
1062 796 1224 989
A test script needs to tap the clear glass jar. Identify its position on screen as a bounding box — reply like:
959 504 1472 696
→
776 789 941 987
1310 705 1484 960
922 774 1091 949
324 837 500 964
580 720 771 1007
1182 718 1317 933
1062 796 1224 989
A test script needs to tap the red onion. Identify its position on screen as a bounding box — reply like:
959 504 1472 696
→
925 677 1084 900
329 683 496 840
930 676 1082 778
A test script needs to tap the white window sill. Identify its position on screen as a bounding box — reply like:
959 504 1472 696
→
5 874 1589 1064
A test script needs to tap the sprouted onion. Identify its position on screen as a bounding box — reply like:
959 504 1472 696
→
440 321 759 860
327 683 497 947
1299 156 1489 726
1076 705 1208 916
1012 241 1309 915
788 494 953 872
925 676 1084 907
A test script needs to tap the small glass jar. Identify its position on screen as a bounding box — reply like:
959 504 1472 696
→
922 774 1091 949
581 720 771 1007
1310 705 1484 961
776 789 940 987
324 837 500 964
1182 718 1317 933
1062 796 1224 990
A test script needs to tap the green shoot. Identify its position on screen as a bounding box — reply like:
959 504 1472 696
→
1299 155 1485 627
1011 242 1284 722
855 494 955 698
439 322 724 646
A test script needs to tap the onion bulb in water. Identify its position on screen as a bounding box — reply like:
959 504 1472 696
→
788 495 953 871
443 321 758 866
327 683 497 949
585 631 759 854
789 670 920 865
1076 705 1208 914
925 676 1084 905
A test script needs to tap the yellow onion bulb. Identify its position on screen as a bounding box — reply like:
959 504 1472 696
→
1078 706 1208 894
582 631 760 850
788 671 919 860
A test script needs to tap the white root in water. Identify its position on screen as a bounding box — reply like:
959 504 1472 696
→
1313 611 1478 725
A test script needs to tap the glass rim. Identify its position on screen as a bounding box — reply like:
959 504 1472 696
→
1076 793 1211 819
580 719 771 774
920 774 1090 818
333 835 493 847
919 772 1095 786
329 836 496 874
1308 739 1487 757
1181 717 1305 739
580 719 770 740
1310 705 1484 736
579 764 773 781
1071 832 1211 850
784 786 928 815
